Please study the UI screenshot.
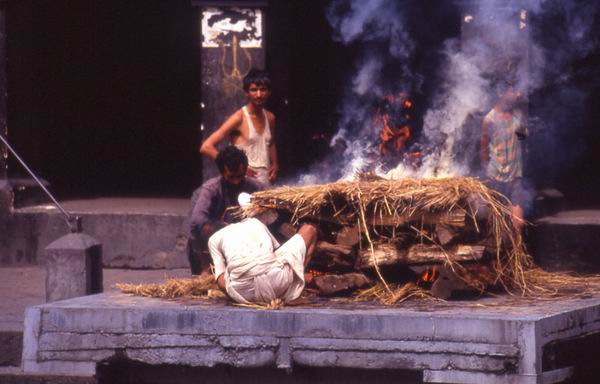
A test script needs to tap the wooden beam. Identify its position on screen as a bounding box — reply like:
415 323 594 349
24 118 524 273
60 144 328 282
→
357 243 485 269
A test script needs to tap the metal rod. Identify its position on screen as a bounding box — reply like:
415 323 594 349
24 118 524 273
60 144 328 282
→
0 132 75 227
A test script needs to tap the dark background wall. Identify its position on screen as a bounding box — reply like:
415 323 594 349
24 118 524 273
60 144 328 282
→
3 0 600 203
6 0 200 198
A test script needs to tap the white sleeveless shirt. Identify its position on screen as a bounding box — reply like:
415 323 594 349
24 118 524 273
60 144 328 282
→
235 106 272 170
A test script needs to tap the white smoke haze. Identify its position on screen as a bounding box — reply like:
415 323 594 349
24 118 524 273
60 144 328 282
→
294 0 598 188
352 57 383 96
328 0 415 61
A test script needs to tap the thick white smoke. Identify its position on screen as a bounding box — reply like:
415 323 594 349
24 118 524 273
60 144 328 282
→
295 0 598 189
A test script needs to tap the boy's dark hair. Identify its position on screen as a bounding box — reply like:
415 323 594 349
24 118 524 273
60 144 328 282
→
243 69 271 92
216 146 248 174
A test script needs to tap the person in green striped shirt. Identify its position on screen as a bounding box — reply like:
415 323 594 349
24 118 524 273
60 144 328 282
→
481 85 528 235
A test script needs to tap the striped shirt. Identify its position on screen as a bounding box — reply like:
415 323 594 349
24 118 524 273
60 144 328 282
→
485 108 524 182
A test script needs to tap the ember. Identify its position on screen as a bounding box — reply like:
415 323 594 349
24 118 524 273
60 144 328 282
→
418 267 439 284
376 93 413 158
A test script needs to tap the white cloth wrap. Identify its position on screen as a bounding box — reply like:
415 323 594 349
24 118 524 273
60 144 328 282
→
209 218 306 304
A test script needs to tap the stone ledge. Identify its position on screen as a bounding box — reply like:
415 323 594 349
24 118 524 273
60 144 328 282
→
21 292 600 383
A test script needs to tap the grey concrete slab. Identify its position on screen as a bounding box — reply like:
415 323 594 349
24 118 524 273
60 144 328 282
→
1 198 191 268
0 266 191 333
21 292 600 383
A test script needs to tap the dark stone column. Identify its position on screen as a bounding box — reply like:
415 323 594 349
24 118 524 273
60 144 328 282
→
193 2 267 181
0 2 7 180
45 233 103 303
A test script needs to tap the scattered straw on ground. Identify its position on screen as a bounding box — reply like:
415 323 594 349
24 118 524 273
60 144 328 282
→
355 282 434 305
234 298 285 310
115 274 224 300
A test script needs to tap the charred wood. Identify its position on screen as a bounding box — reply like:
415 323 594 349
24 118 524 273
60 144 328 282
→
366 210 466 227
429 263 498 300
304 209 466 227
435 224 460 246
335 225 361 247
314 273 372 296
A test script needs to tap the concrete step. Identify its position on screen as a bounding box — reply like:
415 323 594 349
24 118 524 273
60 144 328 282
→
529 209 600 273
0 367 95 384
1 198 191 269
530 188 566 220
0 332 22 367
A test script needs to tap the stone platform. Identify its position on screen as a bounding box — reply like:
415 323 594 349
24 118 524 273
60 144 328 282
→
22 292 600 384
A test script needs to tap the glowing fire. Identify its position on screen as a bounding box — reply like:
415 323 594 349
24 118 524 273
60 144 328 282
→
375 93 413 157
418 267 439 284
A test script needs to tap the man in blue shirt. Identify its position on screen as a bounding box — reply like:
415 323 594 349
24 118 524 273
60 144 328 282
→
188 146 264 275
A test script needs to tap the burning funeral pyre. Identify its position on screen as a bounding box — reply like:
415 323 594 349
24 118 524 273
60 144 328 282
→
117 176 600 307
236 176 529 302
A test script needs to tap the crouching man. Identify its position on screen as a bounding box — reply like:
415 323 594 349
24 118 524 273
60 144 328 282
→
208 215 317 305
188 146 264 276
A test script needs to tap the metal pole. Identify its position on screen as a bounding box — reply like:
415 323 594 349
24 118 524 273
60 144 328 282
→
0 132 81 232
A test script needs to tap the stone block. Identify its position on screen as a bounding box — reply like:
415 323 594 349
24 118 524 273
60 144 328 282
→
45 233 102 302
0 331 22 366
530 210 600 273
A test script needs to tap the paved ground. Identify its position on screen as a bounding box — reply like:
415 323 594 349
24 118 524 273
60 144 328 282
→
0 265 191 332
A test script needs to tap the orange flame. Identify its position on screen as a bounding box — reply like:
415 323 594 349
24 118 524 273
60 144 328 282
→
418 267 439 283
377 93 413 157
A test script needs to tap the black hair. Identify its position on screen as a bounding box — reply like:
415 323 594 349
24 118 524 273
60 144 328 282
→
216 146 248 174
243 69 271 92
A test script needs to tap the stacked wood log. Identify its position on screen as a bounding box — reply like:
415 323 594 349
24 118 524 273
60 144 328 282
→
238 177 529 300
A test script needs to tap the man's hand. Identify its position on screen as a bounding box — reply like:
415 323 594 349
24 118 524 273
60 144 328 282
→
216 273 226 291
246 168 258 178
268 162 279 182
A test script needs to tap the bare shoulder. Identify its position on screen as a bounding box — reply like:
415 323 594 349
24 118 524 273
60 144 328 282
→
265 110 276 125
217 109 244 133
230 109 245 124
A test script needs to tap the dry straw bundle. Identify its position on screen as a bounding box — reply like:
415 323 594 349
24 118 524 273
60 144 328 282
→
115 274 224 300
116 177 600 306
240 177 600 299
241 177 526 287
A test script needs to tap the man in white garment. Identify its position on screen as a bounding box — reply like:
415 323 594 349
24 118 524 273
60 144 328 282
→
208 215 317 304
200 69 279 185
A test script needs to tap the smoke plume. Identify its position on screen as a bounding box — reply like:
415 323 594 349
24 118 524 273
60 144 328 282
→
297 0 599 199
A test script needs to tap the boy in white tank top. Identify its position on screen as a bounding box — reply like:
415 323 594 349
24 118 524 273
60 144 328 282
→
200 69 279 185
